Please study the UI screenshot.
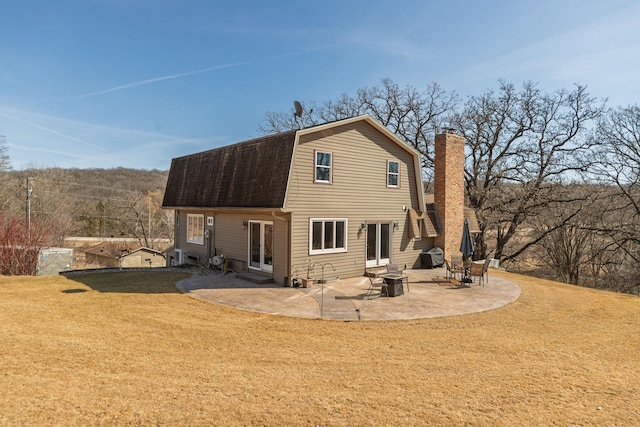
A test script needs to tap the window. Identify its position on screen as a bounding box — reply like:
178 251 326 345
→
315 151 332 183
309 218 347 254
387 160 400 187
187 214 204 245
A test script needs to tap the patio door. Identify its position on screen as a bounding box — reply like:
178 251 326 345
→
366 222 390 268
249 221 273 273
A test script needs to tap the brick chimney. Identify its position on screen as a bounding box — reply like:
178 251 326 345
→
433 131 465 260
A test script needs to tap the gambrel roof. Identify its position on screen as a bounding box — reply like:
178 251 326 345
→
162 115 425 210
162 130 297 209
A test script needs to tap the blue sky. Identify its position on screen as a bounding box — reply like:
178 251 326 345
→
1 0 638 170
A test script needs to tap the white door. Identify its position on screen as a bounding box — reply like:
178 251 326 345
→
366 222 391 268
249 221 273 273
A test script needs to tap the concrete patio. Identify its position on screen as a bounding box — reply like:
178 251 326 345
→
176 266 521 321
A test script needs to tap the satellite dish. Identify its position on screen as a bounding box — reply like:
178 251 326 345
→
294 101 303 118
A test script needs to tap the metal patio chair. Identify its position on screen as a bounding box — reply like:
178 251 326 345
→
444 258 464 283
365 271 388 299
469 256 492 287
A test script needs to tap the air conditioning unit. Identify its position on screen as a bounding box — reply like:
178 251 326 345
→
174 249 188 265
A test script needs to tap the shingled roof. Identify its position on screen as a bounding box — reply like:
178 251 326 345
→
424 193 480 233
162 130 297 209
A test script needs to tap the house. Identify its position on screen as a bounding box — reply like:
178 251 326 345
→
118 247 166 268
162 115 468 285
80 242 165 268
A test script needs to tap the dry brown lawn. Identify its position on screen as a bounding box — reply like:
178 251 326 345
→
0 270 639 426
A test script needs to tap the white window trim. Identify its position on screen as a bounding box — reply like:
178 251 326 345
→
314 150 333 184
387 160 400 188
309 218 348 255
186 213 205 245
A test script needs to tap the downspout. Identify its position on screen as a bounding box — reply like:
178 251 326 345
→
212 213 216 256
205 213 216 263
205 226 211 264
174 210 180 249
173 210 180 267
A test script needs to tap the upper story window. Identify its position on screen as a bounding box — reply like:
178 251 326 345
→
187 214 204 245
315 151 332 183
309 218 347 254
387 160 400 187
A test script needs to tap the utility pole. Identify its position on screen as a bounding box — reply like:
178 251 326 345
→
26 177 33 243
148 197 152 248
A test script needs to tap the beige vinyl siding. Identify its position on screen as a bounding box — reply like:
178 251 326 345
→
270 215 289 284
176 210 290 285
209 213 248 267
213 212 289 284
176 210 207 262
120 252 165 268
286 121 430 280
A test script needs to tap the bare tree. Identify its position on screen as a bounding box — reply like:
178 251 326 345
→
517 183 639 294
259 78 458 180
0 134 10 172
97 191 168 248
588 105 640 292
593 105 640 253
0 135 13 221
119 193 156 248
450 81 605 262
0 216 54 275
147 189 174 246
527 189 611 285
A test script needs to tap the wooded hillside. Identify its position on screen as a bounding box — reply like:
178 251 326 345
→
0 167 172 249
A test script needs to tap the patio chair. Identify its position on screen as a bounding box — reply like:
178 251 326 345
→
365 271 388 299
386 263 409 292
444 258 464 283
469 256 492 287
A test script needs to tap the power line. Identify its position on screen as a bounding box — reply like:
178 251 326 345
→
35 189 133 202
48 178 164 194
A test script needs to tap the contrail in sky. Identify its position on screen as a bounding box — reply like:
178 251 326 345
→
73 45 333 100
0 109 106 150
73 62 247 99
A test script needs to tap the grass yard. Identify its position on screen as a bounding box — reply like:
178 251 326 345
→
0 270 639 426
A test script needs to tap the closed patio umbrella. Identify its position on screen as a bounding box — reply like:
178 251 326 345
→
459 219 475 285
459 219 475 259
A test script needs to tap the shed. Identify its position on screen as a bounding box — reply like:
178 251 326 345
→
37 247 74 276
